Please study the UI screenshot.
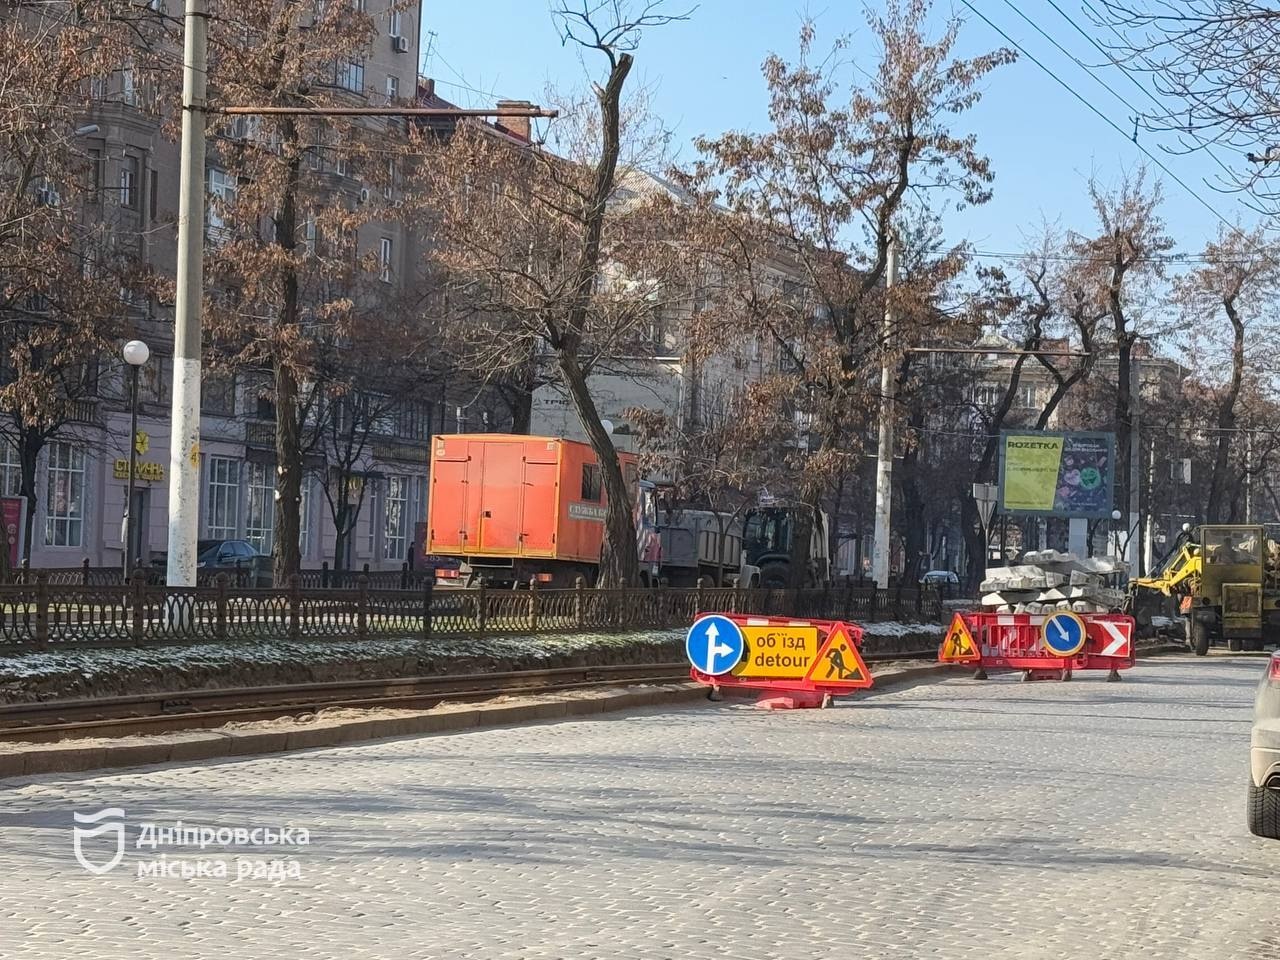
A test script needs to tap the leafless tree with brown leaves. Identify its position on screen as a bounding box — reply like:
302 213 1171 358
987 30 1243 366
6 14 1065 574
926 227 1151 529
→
0 1 165 563
422 1 691 587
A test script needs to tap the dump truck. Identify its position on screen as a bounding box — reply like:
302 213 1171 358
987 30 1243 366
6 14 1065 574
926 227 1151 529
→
635 481 744 587
426 434 638 587
1129 523 1280 655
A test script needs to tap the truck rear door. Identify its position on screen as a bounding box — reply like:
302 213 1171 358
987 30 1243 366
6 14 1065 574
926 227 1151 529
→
521 440 559 556
472 439 523 553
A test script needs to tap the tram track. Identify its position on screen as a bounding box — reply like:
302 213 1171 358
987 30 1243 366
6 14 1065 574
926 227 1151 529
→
0 650 940 743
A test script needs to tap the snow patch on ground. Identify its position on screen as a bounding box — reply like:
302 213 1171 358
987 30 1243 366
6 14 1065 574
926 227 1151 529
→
859 621 945 637
0 630 685 685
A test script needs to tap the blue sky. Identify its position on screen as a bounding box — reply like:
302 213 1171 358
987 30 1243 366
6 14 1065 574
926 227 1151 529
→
420 1 1257 260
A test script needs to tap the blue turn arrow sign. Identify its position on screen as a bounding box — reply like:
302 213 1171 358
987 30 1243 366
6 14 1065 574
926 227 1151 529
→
1042 611 1087 657
685 615 745 676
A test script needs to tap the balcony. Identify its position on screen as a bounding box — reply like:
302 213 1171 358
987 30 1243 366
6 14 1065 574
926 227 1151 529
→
245 421 275 449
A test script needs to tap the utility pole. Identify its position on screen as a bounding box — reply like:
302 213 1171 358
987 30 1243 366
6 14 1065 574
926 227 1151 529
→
1128 354 1141 574
166 0 208 590
872 237 898 589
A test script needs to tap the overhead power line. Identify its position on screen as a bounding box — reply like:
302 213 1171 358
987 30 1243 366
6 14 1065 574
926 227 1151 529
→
956 0 1243 238
1049 0 1237 180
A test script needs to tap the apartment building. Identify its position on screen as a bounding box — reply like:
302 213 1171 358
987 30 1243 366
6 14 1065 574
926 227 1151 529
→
2 2 509 571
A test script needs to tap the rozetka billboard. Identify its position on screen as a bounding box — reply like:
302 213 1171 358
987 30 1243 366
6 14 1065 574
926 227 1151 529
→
997 431 1115 519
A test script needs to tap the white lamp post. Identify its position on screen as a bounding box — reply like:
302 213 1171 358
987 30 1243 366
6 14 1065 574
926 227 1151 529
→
122 339 150 576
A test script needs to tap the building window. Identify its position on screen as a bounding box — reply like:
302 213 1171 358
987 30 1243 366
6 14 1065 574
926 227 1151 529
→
202 373 236 416
379 237 393 282
366 484 377 555
120 156 139 210
245 462 274 553
149 168 159 220
208 168 236 240
972 382 1002 407
389 9 402 35
351 0 365 10
121 68 136 106
1021 384 1039 408
88 149 103 202
303 215 317 255
205 456 242 539
386 74 399 100
384 476 408 560
384 160 395 200
337 58 365 94
0 442 22 498
581 464 602 502
44 443 85 547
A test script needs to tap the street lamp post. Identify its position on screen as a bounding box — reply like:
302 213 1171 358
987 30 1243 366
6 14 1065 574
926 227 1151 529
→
122 339 150 577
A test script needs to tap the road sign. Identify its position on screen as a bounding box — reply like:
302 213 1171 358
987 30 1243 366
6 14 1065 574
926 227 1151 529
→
939 614 981 662
804 626 872 689
732 624 820 678
1042 611 1087 657
686 614 745 676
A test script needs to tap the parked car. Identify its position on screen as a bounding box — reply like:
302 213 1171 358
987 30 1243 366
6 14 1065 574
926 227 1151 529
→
150 539 264 573
920 570 960 585
1249 651 1280 838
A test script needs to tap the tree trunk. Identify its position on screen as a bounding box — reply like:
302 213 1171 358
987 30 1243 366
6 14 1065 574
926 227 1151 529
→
273 365 302 584
1206 298 1245 522
332 492 351 572
786 504 815 589
960 492 985 592
18 430 41 565
272 123 303 585
557 349 637 587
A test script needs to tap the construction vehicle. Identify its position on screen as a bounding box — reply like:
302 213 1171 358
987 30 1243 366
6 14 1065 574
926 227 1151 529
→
739 501 831 588
426 434 638 587
635 481 744 587
1129 523 1280 655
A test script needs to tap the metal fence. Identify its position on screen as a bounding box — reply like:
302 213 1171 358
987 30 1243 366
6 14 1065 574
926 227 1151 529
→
0 574 941 651
9 559 435 590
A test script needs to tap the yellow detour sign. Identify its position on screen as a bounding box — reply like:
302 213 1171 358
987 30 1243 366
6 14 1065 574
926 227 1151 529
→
804 626 872 689
939 614 981 663
732 624 821 678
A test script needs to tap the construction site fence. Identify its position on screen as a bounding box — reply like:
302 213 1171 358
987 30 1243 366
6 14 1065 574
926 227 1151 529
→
0 574 942 651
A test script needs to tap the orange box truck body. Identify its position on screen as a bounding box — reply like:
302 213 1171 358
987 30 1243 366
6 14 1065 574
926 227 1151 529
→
426 434 637 586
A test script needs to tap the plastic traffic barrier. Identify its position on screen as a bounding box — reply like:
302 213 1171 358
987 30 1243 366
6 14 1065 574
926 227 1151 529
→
939 609 1135 681
687 613 872 706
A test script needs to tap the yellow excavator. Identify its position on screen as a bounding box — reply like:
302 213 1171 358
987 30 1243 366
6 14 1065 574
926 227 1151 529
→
1129 523 1280 655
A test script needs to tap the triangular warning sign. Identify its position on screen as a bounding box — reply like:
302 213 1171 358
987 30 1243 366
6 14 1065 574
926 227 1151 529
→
805 626 873 689
939 613 980 663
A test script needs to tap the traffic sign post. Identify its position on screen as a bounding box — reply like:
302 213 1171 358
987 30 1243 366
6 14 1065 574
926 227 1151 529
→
687 613 873 708
685 615 746 677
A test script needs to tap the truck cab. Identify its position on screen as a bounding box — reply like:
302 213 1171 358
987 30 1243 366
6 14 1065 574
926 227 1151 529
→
740 504 830 589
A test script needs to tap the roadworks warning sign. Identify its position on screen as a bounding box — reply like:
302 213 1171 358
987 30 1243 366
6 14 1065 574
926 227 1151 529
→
804 627 872 689
939 614 980 662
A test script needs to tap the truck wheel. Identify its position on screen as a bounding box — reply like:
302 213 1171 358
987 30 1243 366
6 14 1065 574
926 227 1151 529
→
1191 619 1210 657
1248 782 1280 839
759 564 790 589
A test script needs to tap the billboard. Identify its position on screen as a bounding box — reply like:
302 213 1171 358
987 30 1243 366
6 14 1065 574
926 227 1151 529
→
997 431 1115 518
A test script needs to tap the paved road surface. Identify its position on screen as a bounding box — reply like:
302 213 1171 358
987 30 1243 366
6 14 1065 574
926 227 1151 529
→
1 656 1275 959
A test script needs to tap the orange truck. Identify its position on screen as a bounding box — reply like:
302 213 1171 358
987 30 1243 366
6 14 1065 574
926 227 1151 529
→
426 434 638 587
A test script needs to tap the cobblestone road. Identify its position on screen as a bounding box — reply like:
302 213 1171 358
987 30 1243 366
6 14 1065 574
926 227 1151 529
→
1 656 1276 959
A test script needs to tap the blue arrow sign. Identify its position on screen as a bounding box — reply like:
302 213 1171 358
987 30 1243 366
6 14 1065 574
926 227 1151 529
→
686 615 745 676
1042 611 1087 657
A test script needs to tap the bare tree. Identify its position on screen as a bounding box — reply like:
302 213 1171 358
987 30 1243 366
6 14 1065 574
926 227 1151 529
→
681 1 1014 581
423 1 691 587
0 2 164 561
1173 224 1280 520
200 0 420 582
1097 1 1280 213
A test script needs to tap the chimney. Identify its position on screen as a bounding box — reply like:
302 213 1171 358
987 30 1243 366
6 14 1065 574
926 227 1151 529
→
495 99 532 142
419 77 436 101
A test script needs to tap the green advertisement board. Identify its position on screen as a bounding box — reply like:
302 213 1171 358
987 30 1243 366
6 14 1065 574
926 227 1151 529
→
997 431 1115 518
